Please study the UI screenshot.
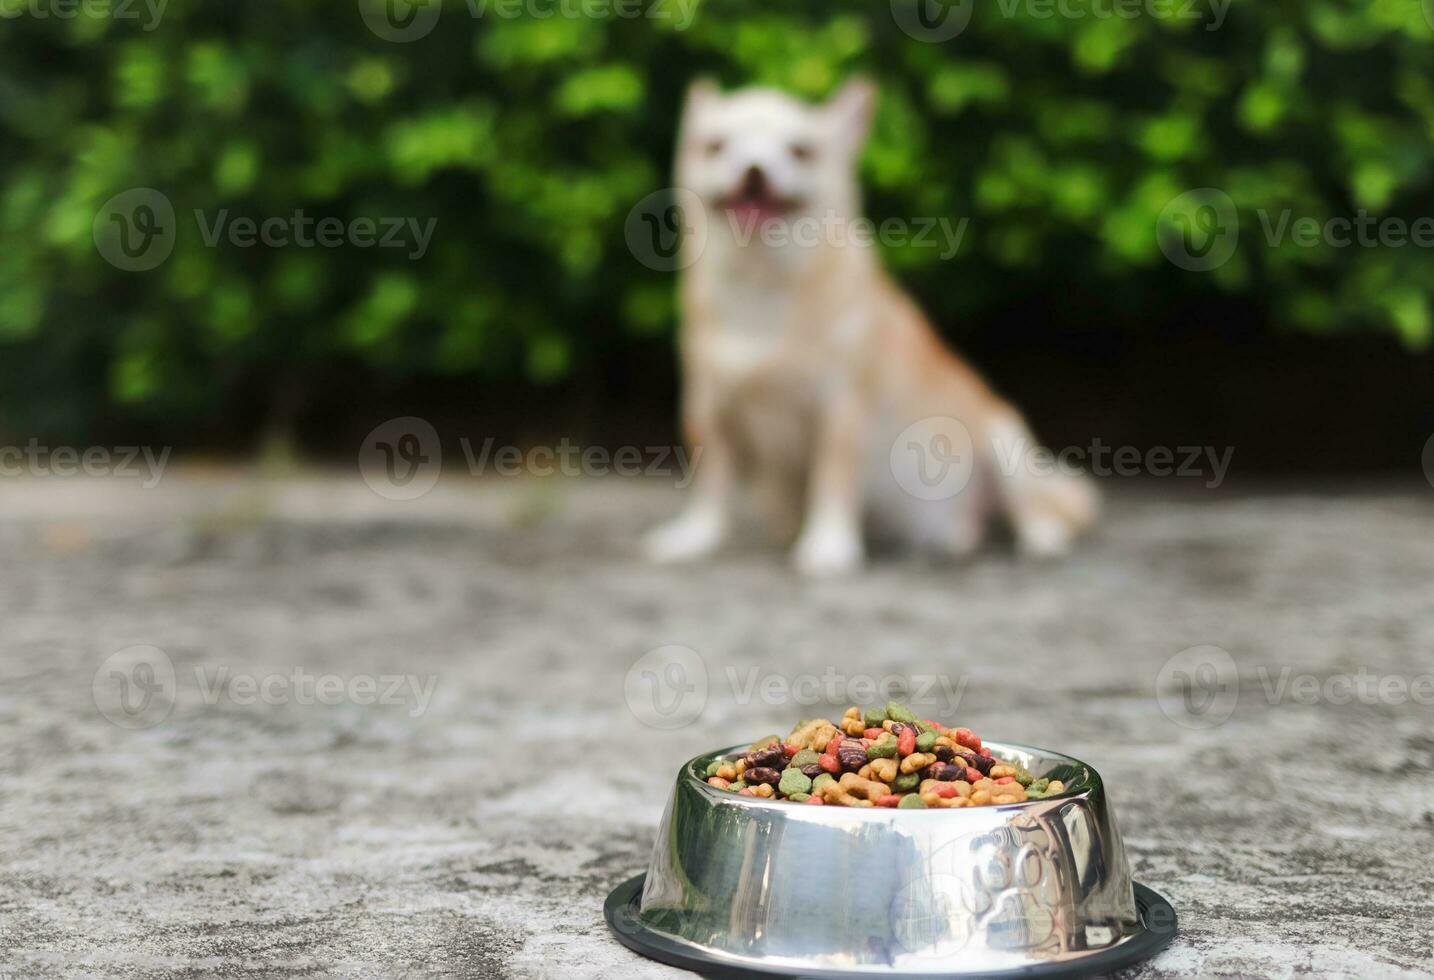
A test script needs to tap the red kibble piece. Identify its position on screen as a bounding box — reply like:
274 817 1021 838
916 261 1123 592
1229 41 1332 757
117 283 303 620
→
965 766 983 782
897 729 916 756
737 788 756 796
978 746 992 759
922 719 942 731
804 795 824 805
863 727 884 740
818 753 841 774
930 783 959 799
875 794 902 807
783 742 801 758
825 735 845 755
953 727 982 751
995 776 1015 785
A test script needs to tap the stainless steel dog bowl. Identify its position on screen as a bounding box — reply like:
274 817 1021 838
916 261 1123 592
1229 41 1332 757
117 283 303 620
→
606 741 1175 978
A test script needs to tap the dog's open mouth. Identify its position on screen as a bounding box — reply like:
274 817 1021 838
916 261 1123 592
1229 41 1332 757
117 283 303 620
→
718 168 801 223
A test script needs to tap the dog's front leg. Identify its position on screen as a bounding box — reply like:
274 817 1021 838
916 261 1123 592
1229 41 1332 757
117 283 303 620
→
792 391 867 576
643 390 734 563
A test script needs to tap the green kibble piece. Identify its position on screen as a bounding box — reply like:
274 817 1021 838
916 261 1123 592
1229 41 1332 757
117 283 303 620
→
728 780 748 792
867 733 898 760
898 794 927 809
779 769 813 796
915 731 938 752
788 792 811 803
1029 777 1050 793
780 769 813 794
893 772 920 793
790 749 821 768
812 773 835 791
750 734 781 750
1015 768 1034 787
705 760 722 777
863 707 887 727
886 701 918 724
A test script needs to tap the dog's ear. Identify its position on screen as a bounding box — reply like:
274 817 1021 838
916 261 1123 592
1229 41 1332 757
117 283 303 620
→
684 77 720 120
823 77 877 155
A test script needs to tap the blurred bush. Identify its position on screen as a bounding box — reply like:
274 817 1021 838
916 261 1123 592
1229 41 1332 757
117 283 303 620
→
2 0 1433 441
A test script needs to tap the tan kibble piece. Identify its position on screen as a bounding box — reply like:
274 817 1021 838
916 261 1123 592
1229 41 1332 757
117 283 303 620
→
752 783 775 798
868 758 898 783
899 752 936 774
989 765 1016 779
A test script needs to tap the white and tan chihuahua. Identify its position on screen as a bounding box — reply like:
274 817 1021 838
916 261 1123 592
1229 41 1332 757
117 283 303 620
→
644 79 1096 576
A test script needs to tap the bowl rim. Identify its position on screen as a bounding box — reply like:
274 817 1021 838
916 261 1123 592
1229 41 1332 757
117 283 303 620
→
684 739 1099 814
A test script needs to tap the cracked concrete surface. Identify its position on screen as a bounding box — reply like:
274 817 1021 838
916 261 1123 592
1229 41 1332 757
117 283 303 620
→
1 473 1432 978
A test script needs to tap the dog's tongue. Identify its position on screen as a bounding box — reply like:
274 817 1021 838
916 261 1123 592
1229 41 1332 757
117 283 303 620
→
731 198 776 223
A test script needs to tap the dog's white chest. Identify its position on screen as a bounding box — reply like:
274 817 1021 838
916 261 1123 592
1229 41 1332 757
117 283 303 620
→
707 280 795 376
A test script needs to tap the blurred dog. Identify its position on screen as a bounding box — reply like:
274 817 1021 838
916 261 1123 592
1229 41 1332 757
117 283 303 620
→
644 79 1096 575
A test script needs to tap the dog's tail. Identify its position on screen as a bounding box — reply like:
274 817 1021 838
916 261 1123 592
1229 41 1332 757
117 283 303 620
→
983 410 1099 556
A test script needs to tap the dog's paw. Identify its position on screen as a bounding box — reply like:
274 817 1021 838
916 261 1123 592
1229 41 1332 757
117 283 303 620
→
792 524 865 577
1015 517 1073 558
643 513 726 564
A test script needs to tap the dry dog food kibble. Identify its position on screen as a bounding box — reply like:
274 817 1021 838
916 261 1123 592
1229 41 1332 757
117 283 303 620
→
703 703 1067 808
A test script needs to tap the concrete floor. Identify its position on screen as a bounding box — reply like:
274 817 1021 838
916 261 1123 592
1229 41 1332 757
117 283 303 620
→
2 473 1432 978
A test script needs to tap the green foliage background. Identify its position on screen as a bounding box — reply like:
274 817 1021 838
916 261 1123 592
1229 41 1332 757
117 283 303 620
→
2 0 1433 442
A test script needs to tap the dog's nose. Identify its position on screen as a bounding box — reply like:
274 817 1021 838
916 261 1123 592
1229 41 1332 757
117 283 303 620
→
741 165 769 197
